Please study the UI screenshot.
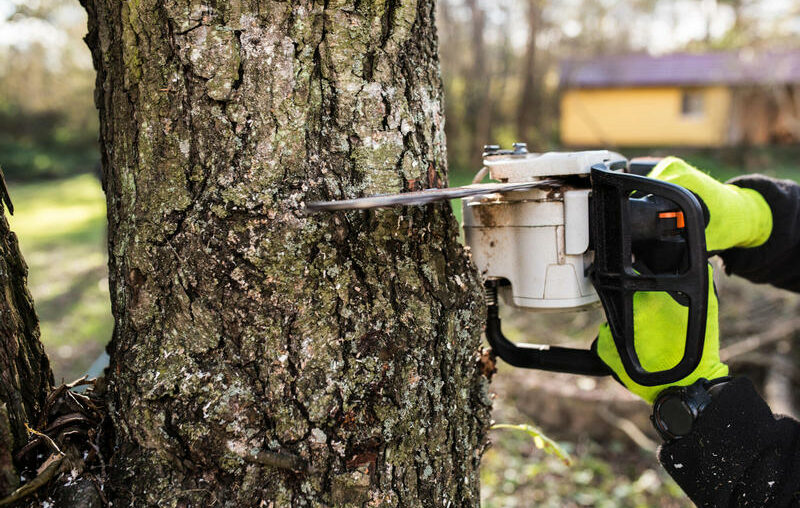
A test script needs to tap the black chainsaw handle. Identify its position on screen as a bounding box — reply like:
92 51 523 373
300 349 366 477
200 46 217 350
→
484 166 708 385
484 281 612 377
590 165 708 387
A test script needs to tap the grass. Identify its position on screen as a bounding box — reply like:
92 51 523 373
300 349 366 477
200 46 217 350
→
7 173 112 382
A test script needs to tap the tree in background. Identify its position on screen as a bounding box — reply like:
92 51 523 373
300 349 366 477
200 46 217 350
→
0 0 97 179
79 0 491 505
516 0 542 147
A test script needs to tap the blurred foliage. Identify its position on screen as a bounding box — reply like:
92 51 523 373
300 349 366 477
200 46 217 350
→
0 0 98 180
438 0 800 174
7 174 110 381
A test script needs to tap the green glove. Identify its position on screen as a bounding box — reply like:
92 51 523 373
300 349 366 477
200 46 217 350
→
647 157 772 251
596 158 772 402
596 267 729 403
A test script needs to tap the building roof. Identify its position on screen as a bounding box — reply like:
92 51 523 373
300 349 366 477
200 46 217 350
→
560 49 800 88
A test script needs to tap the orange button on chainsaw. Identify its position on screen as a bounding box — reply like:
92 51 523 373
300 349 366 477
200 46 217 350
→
658 211 685 229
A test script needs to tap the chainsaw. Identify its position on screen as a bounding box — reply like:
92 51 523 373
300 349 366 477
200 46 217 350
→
306 145 708 386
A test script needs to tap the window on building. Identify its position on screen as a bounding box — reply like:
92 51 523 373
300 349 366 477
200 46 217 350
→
681 90 705 117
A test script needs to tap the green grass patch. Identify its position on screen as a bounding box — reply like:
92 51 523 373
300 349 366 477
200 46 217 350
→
9 173 106 250
7 174 111 382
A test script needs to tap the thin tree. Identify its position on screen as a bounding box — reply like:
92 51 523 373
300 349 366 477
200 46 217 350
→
464 0 493 169
517 0 542 147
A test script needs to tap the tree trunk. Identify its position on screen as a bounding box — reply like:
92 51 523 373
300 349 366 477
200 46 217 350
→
81 1 491 506
464 0 492 169
0 203 52 496
516 0 541 146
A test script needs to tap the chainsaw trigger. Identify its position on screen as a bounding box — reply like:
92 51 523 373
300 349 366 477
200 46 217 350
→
658 211 685 229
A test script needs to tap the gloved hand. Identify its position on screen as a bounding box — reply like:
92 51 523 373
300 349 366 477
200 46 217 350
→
647 157 772 251
596 267 729 403
595 157 771 401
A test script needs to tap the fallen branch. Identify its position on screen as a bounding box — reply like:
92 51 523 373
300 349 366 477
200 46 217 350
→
66 375 92 389
44 412 93 434
596 407 658 452
25 423 62 456
0 454 63 507
728 352 800 380
765 344 799 419
721 318 800 360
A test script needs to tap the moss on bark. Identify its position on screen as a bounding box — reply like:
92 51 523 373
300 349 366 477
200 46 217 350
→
82 1 491 505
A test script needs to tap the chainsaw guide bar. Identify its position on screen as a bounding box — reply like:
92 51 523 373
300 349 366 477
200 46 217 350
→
305 179 559 212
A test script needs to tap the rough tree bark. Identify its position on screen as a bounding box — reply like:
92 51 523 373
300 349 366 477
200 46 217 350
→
0 198 52 496
81 1 492 506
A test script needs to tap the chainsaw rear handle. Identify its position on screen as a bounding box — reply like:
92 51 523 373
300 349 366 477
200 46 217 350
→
589 164 708 386
485 164 708 386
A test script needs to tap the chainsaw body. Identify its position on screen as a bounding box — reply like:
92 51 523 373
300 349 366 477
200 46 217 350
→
463 149 708 386
463 151 604 311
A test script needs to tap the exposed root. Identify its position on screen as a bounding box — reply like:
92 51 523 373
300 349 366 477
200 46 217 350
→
5 376 111 506
0 455 63 507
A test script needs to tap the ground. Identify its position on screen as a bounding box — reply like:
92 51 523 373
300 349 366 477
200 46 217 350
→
8 148 800 505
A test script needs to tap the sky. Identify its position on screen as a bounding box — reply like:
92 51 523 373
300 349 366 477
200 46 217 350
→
0 0 91 69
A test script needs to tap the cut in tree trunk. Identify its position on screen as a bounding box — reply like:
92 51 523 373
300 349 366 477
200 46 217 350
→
81 1 492 506
0 202 52 496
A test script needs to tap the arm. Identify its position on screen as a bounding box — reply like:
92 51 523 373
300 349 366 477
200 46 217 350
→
661 174 800 506
597 158 800 506
722 175 800 292
660 378 800 507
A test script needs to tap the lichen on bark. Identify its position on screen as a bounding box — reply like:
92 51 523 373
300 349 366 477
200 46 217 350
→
82 0 492 505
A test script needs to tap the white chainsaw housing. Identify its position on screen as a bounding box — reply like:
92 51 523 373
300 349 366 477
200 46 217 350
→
463 150 621 311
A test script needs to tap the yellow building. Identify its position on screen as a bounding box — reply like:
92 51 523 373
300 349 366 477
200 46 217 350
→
560 50 800 147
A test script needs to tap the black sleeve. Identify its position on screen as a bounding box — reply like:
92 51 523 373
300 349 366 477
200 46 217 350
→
659 377 800 507
721 175 800 292
659 176 800 505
